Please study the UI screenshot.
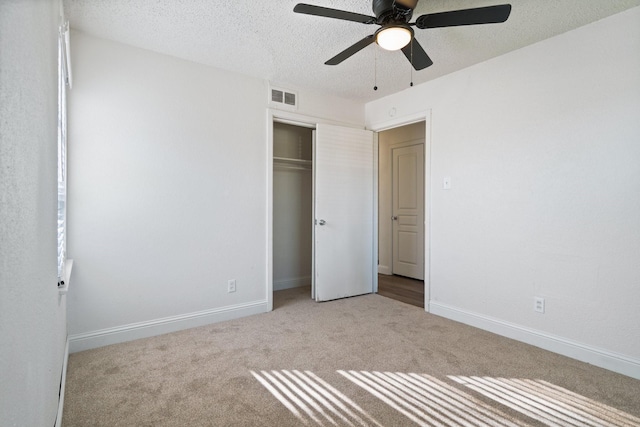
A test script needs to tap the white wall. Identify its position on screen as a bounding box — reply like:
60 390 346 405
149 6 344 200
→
378 122 425 276
0 1 68 425
367 7 640 377
269 82 365 127
66 32 365 351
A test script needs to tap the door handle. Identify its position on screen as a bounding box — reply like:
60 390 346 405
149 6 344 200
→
317 219 326 226
392 216 398 221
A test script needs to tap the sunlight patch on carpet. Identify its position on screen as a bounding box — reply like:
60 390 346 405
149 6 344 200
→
449 376 640 427
339 371 530 427
251 370 383 427
253 370 639 427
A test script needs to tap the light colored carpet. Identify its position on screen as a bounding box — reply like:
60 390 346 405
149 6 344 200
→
63 287 640 426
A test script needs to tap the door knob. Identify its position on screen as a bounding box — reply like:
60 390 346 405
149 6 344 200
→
392 216 398 221
317 219 326 226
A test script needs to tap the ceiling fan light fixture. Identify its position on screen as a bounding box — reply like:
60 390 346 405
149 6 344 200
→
376 26 412 51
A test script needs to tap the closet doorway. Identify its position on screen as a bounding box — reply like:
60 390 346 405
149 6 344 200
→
271 119 375 304
272 122 313 293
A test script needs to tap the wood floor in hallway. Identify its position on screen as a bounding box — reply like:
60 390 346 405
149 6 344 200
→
377 273 424 308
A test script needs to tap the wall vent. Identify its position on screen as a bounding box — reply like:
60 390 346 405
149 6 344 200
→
270 86 298 110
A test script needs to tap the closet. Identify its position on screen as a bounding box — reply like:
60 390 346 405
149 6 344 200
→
272 122 313 291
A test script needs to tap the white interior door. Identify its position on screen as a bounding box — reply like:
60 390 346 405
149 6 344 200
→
392 143 424 280
314 124 374 302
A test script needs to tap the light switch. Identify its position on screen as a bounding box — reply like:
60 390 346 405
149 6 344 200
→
443 176 451 190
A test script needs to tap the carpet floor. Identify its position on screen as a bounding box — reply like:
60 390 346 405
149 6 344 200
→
63 286 640 426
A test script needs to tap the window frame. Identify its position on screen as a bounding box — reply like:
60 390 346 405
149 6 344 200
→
57 21 71 286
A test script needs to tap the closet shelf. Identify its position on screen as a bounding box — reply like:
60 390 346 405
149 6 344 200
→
273 157 312 166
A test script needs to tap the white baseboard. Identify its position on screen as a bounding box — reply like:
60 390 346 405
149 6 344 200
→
274 276 311 291
55 337 70 427
430 302 640 380
69 300 268 353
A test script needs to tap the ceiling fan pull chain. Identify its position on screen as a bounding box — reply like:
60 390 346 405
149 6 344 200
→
410 38 414 87
374 46 378 91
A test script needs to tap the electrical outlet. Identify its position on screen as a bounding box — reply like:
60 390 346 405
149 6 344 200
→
534 296 545 313
228 279 236 293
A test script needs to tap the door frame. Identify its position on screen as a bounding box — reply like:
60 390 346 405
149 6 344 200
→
368 110 432 312
266 109 379 311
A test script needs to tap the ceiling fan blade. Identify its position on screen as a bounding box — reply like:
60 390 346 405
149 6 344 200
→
325 35 376 65
401 38 433 70
294 3 376 24
415 4 512 29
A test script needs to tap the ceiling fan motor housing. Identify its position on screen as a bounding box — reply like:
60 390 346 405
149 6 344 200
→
372 0 413 24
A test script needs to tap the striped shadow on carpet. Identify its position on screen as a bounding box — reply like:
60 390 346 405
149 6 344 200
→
253 370 640 426
251 370 383 427
449 376 640 427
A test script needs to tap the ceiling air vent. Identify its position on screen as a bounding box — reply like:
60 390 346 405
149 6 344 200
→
269 86 298 111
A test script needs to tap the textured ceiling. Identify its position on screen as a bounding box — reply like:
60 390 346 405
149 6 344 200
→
64 0 640 103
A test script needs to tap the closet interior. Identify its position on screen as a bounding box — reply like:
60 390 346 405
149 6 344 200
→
273 122 313 291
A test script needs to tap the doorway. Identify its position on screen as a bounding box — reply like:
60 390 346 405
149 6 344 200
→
272 122 313 293
377 121 426 304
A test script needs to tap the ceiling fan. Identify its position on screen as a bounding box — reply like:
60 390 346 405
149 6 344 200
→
294 0 512 70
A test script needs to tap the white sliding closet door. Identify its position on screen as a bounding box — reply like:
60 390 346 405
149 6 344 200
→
314 124 374 302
